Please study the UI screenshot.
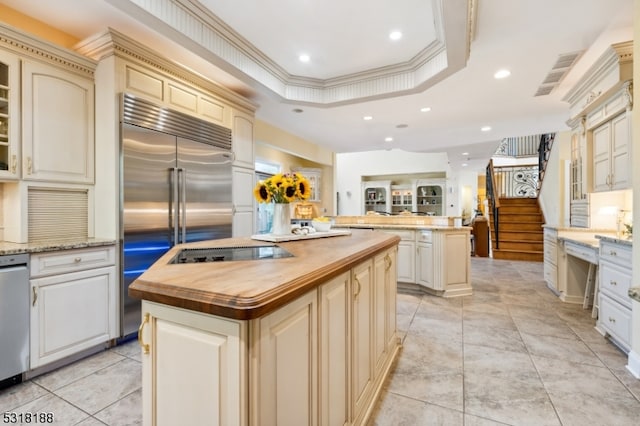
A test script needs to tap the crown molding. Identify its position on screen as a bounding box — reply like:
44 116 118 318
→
106 0 472 106
0 21 96 77
75 27 257 112
562 40 633 108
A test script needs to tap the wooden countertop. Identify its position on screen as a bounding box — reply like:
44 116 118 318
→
129 229 400 320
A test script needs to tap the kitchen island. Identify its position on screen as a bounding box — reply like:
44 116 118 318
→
334 215 472 297
129 229 400 426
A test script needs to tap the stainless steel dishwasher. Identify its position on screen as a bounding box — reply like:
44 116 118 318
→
0 253 29 388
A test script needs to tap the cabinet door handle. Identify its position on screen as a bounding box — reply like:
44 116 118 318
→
32 287 37 307
384 254 392 271
354 277 361 297
26 156 32 175
138 312 150 355
11 155 17 174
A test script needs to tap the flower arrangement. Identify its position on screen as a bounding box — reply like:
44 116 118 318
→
253 172 311 204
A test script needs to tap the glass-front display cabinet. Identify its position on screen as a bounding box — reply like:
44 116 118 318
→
415 180 445 216
0 51 18 178
362 181 391 214
391 185 413 214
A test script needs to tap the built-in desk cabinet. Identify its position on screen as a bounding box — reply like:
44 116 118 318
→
139 247 399 426
596 239 633 352
29 246 117 369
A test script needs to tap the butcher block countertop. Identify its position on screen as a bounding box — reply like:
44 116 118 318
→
129 228 400 320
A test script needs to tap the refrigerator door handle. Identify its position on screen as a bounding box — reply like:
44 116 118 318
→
170 167 179 246
179 168 187 244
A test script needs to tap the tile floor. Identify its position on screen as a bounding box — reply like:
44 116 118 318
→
1 257 640 425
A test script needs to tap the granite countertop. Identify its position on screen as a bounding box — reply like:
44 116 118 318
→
129 229 400 320
596 234 633 247
557 235 600 249
336 223 470 231
0 238 116 256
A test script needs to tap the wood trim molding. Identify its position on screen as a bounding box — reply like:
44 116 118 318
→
105 0 473 106
0 21 96 77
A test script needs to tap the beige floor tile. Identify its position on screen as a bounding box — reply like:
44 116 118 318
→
94 389 142 426
520 332 605 367
0 381 49 413
54 358 141 415
12 393 90 425
369 391 464 426
33 350 126 392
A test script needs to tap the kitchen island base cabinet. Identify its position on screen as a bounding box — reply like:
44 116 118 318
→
138 247 400 426
140 302 246 426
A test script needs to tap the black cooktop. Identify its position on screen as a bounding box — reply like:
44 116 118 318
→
169 245 294 264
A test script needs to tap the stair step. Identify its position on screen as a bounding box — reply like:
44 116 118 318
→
492 240 543 251
494 213 544 221
494 222 544 231
493 231 543 241
492 249 543 262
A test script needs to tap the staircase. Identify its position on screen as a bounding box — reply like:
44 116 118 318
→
488 197 544 262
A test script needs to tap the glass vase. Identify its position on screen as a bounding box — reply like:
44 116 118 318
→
271 203 291 235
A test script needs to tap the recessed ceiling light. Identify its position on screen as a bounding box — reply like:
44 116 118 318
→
420 107 431 112
389 31 403 41
363 116 373 121
299 54 310 63
462 163 469 167
462 152 469 156
384 137 393 142
481 126 492 132
494 69 511 79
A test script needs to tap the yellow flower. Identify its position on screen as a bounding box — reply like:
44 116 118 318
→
253 181 271 203
253 171 312 204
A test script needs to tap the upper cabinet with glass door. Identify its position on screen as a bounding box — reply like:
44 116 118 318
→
294 168 322 202
0 50 19 179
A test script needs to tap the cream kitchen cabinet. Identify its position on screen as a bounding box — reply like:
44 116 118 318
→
596 238 633 352
21 60 95 183
0 24 96 183
140 301 246 426
138 247 399 426
416 230 435 289
592 113 630 192
416 229 472 297
319 272 350 426
382 229 415 283
30 245 116 369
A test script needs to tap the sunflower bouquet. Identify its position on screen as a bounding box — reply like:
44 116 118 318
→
253 172 311 204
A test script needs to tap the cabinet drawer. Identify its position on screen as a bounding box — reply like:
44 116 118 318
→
598 294 631 350
544 243 557 265
383 229 414 241
31 246 116 277
416 230 432 243
599 263 632 308
599 240 632 266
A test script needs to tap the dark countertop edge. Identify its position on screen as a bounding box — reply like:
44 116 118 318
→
129 233 401 321
0 238 116 255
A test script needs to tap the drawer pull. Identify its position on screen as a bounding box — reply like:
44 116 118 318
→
609 250 617 256
32 287 37 307
608 317 616 323
138 313 150 355
74 257 82 263
610 280 617 286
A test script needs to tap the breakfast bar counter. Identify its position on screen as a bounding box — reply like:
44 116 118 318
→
130 229 401 426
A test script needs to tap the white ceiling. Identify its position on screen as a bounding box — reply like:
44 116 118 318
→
1 0 634 172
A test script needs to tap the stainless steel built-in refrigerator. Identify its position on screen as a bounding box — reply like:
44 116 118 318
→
120 94 233 338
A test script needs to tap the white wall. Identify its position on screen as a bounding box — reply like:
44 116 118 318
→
336 149 454 215
539 131 571 227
